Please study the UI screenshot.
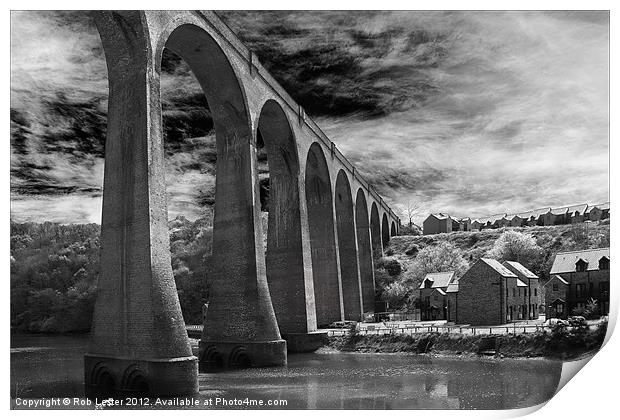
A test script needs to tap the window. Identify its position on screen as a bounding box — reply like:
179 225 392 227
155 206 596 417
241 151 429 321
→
518 289 521 297
434 295 438 301
513 288 516 297
600 282 609 298
534 288 538 296
552 283 559 292
524 288 527 297
576 259 588 272
599 257 610 270
576 284 586 298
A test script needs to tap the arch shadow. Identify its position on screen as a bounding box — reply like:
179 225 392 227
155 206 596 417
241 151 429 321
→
335 170 362 321
305 143 341 327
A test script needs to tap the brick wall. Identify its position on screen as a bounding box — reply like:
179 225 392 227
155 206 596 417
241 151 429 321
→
457 260 505 325
561 269 610 316
544 277 569 319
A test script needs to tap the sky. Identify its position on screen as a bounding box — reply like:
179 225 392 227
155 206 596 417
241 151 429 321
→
10 11 609 225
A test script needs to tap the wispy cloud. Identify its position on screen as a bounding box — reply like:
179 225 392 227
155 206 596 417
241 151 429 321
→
10 11 609 225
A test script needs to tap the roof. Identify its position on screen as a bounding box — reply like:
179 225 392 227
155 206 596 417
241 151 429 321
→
523 207 551 219
480 258 517 277
427 213 449 220
420 272 456 289
550 206 569 216
503 261 539 279
550 248 610 274
566 204 588 215
446 282 459 293
590 202 610 211
516 279 528 287
432 288 447 296
544 275 569 288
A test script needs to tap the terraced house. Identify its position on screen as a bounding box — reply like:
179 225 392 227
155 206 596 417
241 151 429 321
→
544 248 610 319
456 258 522 326
502 261 542 320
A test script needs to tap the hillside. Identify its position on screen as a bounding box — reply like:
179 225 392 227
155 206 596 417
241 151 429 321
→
375 220 610 309
390 221 609 268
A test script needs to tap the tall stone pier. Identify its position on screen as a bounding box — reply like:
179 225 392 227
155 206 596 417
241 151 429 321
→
85 11 198 396
87 10 401 394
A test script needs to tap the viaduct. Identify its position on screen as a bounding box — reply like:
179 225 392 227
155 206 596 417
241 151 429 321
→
86 10 401 397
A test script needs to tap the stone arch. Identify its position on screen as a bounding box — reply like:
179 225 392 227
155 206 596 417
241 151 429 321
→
201 345 224 370
391 221 397 237
370 202 382 257
305 143 341 326
335 170 362 321
121 365 150 394
228 346 252 368
256 99 309 334
89 362 117 396
355 189 375 313
161 24 281 346
382 213 390 248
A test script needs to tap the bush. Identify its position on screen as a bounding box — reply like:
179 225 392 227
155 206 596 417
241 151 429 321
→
409 242 469 287
384 259 402 276
487 230 543 271
405 244 419 257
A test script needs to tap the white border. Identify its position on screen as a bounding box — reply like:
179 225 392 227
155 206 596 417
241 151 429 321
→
3 1 617 419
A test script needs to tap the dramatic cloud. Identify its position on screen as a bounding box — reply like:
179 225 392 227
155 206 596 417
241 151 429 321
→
10 11 609 225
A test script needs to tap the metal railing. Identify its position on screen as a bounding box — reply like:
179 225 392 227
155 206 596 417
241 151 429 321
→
327 320 607 337
194 11 400 225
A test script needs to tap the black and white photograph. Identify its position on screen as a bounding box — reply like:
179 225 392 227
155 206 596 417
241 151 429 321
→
7 3 615 413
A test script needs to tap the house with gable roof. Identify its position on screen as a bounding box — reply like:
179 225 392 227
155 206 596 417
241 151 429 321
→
423 213 453 235
456 258 523 325
587 202 610 221
544 275 569 319
567 204 588 224
544 247 610 318
503 261 542 320
419 271 457 321
543 206 570 226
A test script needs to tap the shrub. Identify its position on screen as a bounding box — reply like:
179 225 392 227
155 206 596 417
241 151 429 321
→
384 259 402 276
487 230 543 272
405 244 419 257
409 242 469 287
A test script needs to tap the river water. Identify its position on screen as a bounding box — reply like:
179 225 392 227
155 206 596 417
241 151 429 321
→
11 334 563 410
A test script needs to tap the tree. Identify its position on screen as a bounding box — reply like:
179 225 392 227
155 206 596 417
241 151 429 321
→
487 230 543 272
402 201 422 228
408 242 469 288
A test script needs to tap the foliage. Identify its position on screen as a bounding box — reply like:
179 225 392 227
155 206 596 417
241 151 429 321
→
486 230 543 271
10 217 214 333
404 244 419 257
408 242 469 287
571 298 600 320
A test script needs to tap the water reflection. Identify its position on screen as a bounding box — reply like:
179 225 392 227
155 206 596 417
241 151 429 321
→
11 335 562 410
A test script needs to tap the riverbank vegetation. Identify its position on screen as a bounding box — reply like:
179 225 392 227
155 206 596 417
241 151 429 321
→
326 319 608 360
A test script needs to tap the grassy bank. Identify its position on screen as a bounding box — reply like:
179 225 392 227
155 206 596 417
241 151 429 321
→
325 321 607 360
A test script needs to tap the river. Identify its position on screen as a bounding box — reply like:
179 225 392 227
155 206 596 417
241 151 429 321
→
11 334 563 409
